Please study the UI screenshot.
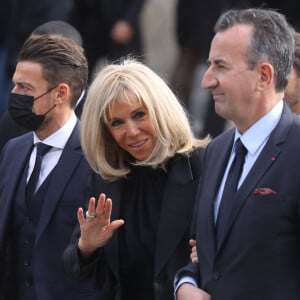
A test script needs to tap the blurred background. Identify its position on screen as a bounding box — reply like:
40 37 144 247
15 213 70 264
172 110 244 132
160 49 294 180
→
1 0 300 138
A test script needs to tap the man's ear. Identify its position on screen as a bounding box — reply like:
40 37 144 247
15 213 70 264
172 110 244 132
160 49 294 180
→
54 83 69 104
256 62 274 91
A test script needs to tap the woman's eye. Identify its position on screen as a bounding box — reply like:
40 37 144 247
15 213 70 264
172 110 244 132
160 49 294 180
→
111 119 122 127
134 111 146 119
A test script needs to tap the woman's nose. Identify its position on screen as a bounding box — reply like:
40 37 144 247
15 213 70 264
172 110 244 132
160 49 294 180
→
126 121 140 136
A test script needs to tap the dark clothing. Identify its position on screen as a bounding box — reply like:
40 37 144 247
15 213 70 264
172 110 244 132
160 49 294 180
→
0 122 103 300
176 0 221 58
69 0 145 77
176 104 300 299
1 0 70 78
175 0 248 58
13 161 54 299
250 0 300 31
64 149 204 300
119 166 167 299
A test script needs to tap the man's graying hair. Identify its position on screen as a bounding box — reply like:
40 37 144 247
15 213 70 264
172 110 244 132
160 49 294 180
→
214 8 294 92
292 31 300 77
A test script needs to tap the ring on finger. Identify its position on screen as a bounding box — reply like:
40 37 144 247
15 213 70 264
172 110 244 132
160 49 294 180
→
85 211 96 221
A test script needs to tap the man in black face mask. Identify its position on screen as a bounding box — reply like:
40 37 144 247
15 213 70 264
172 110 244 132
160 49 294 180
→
0 34 104 299
0 20 86 152
9 85 58 131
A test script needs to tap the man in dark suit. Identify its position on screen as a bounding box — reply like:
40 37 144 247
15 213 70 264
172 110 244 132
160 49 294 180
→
0 35 102 299
175 8 300 300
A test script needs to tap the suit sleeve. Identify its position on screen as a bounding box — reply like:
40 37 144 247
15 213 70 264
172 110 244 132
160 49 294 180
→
63 171 117 296
175 147 208 287
63 223 100 281
174 262 200 287
63 171 100 281
189 147 205 237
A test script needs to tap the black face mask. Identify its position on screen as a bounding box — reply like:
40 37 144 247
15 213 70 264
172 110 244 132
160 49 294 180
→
8 86 57 131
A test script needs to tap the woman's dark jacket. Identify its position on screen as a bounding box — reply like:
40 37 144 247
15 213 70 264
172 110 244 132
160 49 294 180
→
64 149 204 300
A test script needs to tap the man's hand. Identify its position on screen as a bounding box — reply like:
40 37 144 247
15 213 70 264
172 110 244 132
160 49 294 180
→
177 283 211 300
190 239 198 263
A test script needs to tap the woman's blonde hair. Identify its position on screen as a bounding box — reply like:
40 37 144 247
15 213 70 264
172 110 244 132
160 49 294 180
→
81 59 209 180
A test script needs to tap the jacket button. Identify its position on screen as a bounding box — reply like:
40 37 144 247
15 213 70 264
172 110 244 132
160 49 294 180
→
24 260 30 266
212 271 220 280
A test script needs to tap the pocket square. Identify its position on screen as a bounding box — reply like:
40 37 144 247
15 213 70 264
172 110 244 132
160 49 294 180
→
253 188 277 195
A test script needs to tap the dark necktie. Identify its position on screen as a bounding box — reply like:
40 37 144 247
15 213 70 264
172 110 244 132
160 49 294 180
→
216 138 247 245
26 142 52 201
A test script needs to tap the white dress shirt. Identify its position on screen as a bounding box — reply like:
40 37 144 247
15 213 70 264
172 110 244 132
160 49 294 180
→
27 113 77 192
214 100 283 221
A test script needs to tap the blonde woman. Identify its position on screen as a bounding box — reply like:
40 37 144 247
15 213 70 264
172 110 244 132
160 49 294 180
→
64 59 209 300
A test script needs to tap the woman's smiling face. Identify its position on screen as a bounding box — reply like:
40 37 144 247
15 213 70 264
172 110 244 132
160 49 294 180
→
107 95 157 161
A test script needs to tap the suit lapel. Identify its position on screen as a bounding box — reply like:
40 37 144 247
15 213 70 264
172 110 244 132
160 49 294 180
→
35 123 82 244
216 104 291 251
4 138 33 201
201 130 235 258
154 155 197 276
216 141 281 251
0 136 33 245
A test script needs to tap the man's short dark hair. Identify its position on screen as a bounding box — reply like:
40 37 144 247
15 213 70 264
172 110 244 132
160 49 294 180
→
18 35 88 106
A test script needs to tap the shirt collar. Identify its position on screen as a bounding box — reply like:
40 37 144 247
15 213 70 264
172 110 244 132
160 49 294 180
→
33 112 77 149
234 100 283 156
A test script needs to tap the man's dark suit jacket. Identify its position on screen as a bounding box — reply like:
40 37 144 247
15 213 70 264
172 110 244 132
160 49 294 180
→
0 122 102 299
64 149 204 300
176 103 300 299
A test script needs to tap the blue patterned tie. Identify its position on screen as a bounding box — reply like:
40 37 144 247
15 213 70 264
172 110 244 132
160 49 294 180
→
216 138 247 245
26 142 52 201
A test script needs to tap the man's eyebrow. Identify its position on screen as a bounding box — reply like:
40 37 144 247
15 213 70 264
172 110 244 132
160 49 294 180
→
15 81 33 89
206 57 227 65
213 58 227 65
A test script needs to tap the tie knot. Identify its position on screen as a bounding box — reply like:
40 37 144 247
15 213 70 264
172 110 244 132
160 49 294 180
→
36 142 51 157
235 139 247 156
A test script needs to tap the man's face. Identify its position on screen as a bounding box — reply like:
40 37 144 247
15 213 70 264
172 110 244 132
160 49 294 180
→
11 61 55 117
284 68 300 112
201 24 261 132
